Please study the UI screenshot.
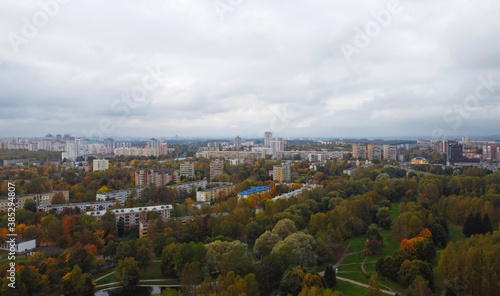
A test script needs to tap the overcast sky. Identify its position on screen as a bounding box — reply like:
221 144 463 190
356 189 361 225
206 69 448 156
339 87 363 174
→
1 0 499 140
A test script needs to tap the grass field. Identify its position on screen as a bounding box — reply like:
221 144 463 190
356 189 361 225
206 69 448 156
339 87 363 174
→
448 223 467 243
330 279 369 295
0 257 27 266
347 236 366 253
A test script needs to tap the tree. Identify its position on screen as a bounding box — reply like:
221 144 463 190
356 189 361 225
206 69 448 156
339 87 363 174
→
302 272 324 288
324 265 337 288
180 261 202 296
51 192 67 204
115 257 139 287
256 246 296 295
482 213 493 234
23 199 37 212
161 243 177 276
136 245 152 270
101 210 117 237
102 240 118 259
272 218 298 239
67 247 94 273
366 223 382 240
408 275 433 296
61 265 96 296
272 232 317 267
397 259 433 289
153 233 168 257
19 265 48 295
196 272 260 296
205 240 248 274
298 287 343 296
254 230 282 258
174 242 206 276
462 213 474 237
117 217 125 237
365 275 383 296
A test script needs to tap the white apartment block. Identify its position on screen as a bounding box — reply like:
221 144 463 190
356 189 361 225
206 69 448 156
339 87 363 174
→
93 159 109 171
86 204 173 228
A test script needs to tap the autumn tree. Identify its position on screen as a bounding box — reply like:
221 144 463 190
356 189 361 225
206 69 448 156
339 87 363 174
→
365 275 383 296
272 218 298 239
115 257 140 287
61 265 96 296
254 230 282 258
407 275 433 296
51 192 67 204
196 272 260 296
180 261 203 296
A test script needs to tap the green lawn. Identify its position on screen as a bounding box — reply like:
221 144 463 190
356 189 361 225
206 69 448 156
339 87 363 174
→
330 279 369 295
347 236 366 253
448 223 467 243
0 257 28 266
391 202 400 220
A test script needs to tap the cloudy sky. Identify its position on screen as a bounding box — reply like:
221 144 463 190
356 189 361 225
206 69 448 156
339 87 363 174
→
1 0 500 140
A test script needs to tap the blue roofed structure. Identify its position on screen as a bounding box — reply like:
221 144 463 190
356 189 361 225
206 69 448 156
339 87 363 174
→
237 186 271 199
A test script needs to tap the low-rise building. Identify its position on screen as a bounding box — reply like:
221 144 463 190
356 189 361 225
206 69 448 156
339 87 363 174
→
86 204 173 228
39 200 119 214
0 238 36 254
96 187 145 202
196 184 235 202
0 190 69 211
238 186 271 199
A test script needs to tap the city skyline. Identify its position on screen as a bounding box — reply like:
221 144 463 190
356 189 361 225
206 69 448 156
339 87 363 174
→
1 1 500 139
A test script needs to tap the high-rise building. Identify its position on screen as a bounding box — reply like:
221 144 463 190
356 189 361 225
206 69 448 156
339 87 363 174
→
180 163 195 178
93 159 109 171
159 143 169 156
264 131 272 148
115 141 132 148
462 135 471 145
210 159 224 180
352 145 367 159
104 138 114 154
271 137 284 154
135 169 178 187
484 143 500 161
234 136 242 150
383 145 397 160
147 138 161 152
367 144 381 160
273 163 292 182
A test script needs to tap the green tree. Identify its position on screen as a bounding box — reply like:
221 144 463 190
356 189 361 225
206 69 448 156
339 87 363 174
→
117 217 125 237
365 275 383 296
462 213 474 237
272 232 317 267
180 261 202 296
324 265 337 288
272 218 298 239
66 247 94 273
256 245 296 295
136 245 152 270
23 199 37 212
160 243 177 276
174 242 206 276
376 207 392 230
101 210 117 237
482 213 493 234
115 257 140 287
61 265 96 296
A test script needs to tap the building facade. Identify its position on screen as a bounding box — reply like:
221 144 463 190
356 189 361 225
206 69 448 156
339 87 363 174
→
273 163 292 182
383 145 398 160
210 160 224 180
0 190 69 211
86 204 174 228
367 144 381 160
352 145 367 159
196 184 235 202
93 159 109 171
180 163 195 178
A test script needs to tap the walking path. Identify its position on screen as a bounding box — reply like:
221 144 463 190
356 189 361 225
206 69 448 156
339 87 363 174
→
317 239 399 295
